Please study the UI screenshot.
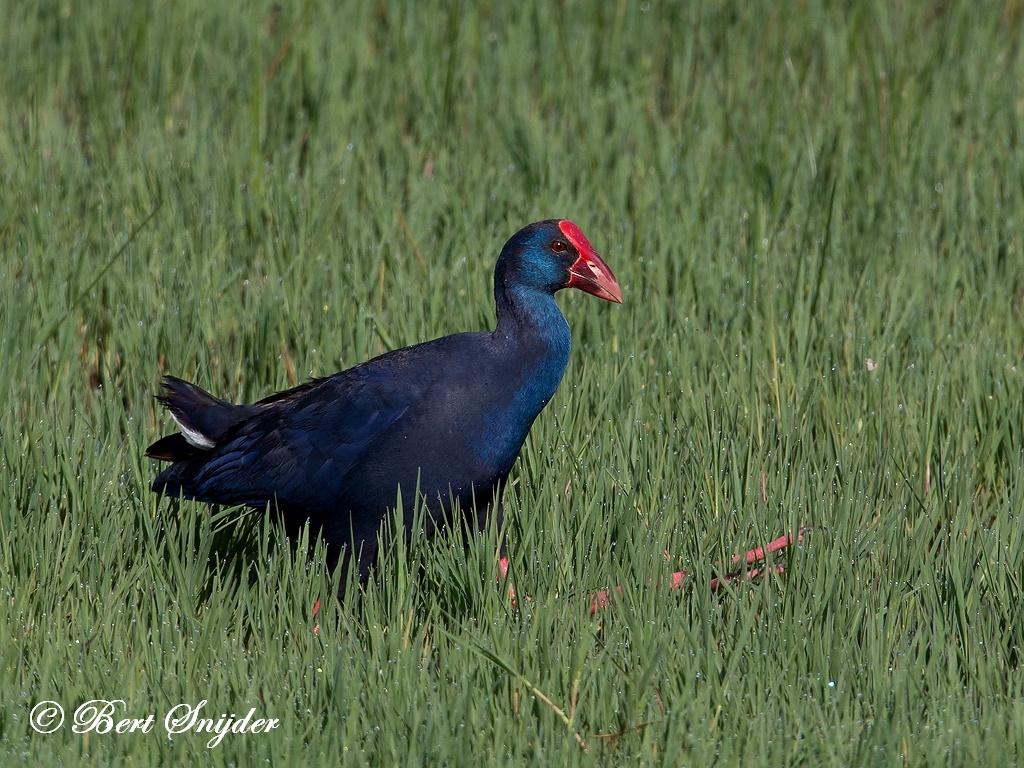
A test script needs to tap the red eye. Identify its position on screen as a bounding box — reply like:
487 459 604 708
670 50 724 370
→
551 240 567 254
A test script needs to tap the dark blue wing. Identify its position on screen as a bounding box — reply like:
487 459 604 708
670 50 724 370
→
151 356 432 514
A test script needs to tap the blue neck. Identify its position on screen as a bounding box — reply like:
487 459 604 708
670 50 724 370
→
476 282 571 469
495 282 572 397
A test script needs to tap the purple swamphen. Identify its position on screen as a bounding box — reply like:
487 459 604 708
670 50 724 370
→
147 220 622 596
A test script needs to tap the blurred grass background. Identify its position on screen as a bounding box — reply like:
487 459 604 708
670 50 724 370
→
2 0 1024 764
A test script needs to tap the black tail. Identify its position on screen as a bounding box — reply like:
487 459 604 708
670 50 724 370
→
146 376 255 461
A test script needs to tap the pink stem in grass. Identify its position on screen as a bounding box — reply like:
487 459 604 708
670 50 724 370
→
589 528 810 614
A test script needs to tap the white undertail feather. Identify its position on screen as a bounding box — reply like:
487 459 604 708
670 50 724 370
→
170 412 216 449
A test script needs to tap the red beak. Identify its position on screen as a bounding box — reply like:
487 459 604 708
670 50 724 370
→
558 221 623 304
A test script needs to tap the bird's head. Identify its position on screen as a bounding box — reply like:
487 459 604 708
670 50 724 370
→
497 220 623 304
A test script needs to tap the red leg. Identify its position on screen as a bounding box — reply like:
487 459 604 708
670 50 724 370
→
498 555 517 605
589 528 809 614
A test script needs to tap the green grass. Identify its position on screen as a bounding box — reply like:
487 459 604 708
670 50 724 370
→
2 0 1024 764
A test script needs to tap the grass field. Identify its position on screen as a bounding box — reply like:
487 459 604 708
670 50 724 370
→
2 1 1024 764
